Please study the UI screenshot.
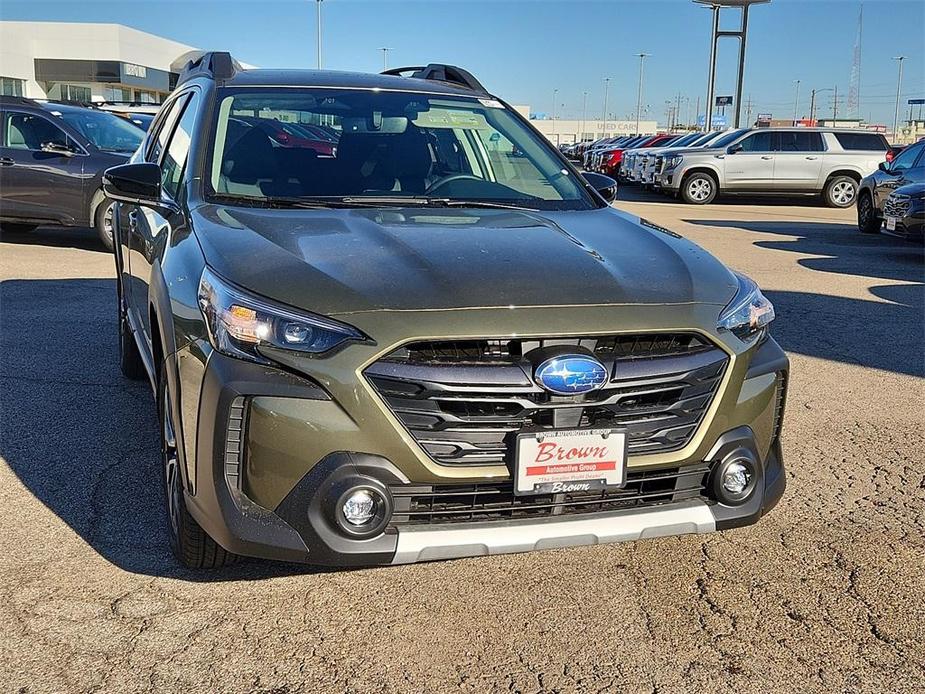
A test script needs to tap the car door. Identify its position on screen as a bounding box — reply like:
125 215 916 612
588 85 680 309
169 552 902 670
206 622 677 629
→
124 93 189 342
0 109 87 224
873 141 925 209
773 131 825 190
723 131 775 190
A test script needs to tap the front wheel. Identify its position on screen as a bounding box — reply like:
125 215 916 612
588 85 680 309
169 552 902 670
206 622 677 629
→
681 173 718 205
856 192 881 234
95 199 116 252
159 365 237 569
824 176 858 209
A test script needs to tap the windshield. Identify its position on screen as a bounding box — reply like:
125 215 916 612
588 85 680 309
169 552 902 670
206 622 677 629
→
57 108 144 153
711 128 751 149
207 88 597 210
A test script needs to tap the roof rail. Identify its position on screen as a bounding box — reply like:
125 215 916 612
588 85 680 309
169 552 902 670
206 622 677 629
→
381 64 488 94
177 51 242 85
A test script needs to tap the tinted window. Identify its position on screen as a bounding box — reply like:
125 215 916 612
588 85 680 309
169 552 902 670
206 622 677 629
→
777 131 824 152
208 88 597 210
146 96 187 163
57 108 143 154
3 112 70 151
891 142 924 171
712 129 751 148
833 132 888 151
161 93 199 199
738 131 773 152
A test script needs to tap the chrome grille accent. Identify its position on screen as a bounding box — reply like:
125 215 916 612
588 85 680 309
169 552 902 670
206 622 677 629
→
883 194 911 219
367 334 728 466
224 396 247 489
389 464 712 525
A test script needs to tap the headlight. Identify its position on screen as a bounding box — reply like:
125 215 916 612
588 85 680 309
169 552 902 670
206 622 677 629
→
666 155 683 168
717 272 775 343
197 267 365 363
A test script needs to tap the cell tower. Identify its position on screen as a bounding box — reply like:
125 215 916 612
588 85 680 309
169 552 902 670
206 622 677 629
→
847 3 862 117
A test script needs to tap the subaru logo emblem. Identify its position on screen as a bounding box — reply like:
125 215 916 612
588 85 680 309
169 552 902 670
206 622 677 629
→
535 355 608 395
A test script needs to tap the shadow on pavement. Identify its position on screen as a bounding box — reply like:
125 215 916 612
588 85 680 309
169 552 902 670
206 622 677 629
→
684 219 925 284
0 226 108 253
0 278 324 580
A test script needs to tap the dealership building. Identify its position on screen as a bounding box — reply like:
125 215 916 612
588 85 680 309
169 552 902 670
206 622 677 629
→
0 21 200 103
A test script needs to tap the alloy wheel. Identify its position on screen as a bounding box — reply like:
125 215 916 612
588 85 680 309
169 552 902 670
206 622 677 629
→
831 181 856 206
688 178 713 202
162 388 182 540
103 203 115 241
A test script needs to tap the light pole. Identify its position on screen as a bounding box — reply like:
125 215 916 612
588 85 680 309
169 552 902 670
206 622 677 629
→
551 88 559 144
580 90 588 142
315 0 324 69
379 48 392 71
893 56 906 142
792 79 801 124
602 77 611 136
809 87 832 125
635 53 650 135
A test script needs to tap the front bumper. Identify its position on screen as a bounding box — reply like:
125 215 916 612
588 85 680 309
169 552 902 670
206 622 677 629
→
177 327 789 567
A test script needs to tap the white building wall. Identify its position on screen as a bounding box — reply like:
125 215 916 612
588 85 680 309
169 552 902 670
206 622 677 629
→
530 118 660 145
0 21 198 99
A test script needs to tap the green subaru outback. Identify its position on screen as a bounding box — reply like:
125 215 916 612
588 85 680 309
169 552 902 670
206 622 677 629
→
104 53 787 569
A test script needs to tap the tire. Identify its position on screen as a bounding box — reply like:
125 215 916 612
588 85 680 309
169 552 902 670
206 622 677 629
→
118 297 147 381
95 199 116 252
856 192 881 234
824 175 858 209
681 172 718 205
158 364 237 569
0 222 39 235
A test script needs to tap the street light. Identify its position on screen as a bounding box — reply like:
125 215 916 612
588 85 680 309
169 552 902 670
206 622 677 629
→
893 56 906 142
580 90 588 143
635 53 650 134
552 88 559 144
602 77 611 135
694 0 771 129
379 48 392 71
792 79 801 124
315 0 325 69
809 87 833 125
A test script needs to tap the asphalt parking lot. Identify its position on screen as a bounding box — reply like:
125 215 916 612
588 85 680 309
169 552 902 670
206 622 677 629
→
1 190 923 693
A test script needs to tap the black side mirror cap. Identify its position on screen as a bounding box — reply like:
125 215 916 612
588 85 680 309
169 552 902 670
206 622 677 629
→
727 144 743 154
103 162 162 204
582 172 618 202
878 161 890 173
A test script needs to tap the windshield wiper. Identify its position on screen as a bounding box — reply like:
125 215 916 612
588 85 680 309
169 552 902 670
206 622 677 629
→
437 200 536 211
210 194 339 209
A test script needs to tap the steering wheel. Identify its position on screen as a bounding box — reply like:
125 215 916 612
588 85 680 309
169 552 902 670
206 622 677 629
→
424 174 486 195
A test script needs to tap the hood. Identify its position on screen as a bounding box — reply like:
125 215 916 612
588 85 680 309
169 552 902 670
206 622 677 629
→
191 204 737 316
894 183 925 198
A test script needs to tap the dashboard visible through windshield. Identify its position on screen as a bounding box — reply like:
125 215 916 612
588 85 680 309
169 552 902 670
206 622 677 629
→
206 88 597 211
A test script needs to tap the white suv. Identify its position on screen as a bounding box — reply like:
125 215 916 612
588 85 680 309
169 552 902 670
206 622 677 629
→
657 128 889 207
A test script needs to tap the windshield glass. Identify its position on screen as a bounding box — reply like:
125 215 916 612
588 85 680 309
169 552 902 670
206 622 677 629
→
207 88 596 210
57 108 144 153
711 128 751 149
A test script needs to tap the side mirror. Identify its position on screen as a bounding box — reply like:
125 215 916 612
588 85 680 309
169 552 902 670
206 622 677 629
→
583 171 618 202
878 161 890 173
727 144 743 155
103 162 161 205
41 141 77 157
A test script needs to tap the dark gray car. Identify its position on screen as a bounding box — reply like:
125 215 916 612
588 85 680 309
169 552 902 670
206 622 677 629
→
857 139 925 234
0 97 144 249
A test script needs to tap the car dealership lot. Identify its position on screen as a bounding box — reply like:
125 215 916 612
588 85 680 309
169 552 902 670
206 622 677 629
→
1 195 923 692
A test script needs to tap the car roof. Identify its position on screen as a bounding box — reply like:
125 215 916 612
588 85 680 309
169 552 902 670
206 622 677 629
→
219 68 490 98
0 97 101 115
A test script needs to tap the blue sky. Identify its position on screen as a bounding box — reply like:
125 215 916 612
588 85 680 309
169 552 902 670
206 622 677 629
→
2 0 923 126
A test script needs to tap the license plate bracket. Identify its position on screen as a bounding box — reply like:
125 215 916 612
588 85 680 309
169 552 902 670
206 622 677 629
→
886 216 897 231
514 428 627 496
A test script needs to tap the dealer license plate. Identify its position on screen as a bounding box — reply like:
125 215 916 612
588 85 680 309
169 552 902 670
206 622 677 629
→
514 428 627 496
886 217 897 231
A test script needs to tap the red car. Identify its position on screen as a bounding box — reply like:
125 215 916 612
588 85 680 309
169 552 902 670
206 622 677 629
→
599 134 674 176
233 116 337 156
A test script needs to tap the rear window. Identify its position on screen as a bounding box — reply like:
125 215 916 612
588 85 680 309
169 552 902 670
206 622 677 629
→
833 132 888 151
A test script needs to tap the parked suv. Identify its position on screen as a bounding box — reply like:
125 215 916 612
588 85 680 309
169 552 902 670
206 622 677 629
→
658 128 889 206
857 139 925 234
105 53 787 569
0 97 144 248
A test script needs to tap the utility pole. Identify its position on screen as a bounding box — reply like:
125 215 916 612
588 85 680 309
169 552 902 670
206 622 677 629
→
685 96 691 129
602 77 611 136
745 94 754 125
315 0 324 69
832 84 838 121
810 88 816 125
892 56 906 142
675 91 682 130
551 88 558 144
695 96 700 128
379 48 392 71
580 90 588 142
792 79 801 124
635 53 650 135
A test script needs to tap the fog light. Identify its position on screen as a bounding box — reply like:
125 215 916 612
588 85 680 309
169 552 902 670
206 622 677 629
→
342 489 377 526
722 462 751 495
